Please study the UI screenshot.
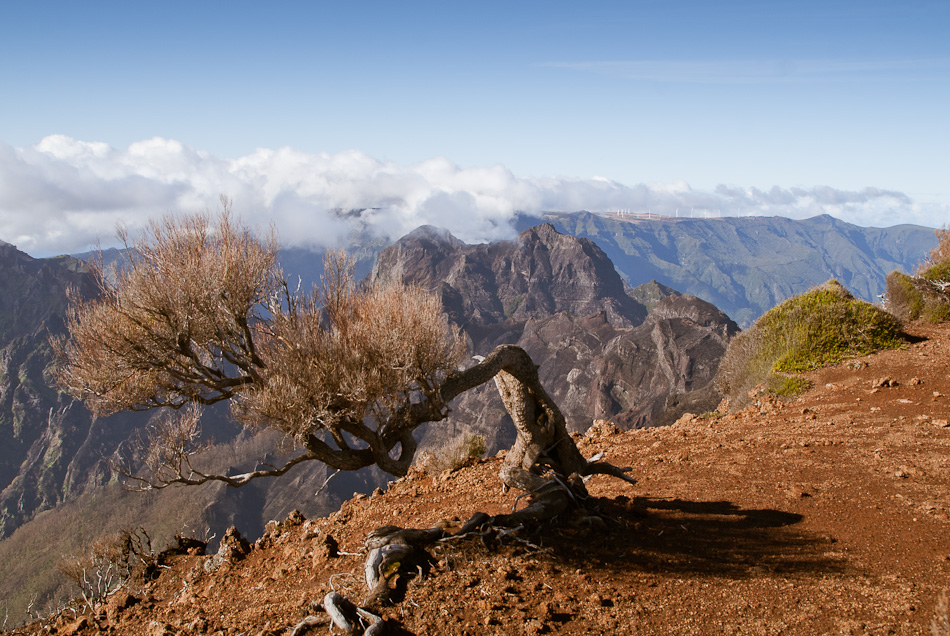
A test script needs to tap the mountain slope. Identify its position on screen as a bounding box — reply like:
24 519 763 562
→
0 242 107 537
0 224 734 620
0 243 374 619
370 223 737 444
13 321 950 636
537 212 937 326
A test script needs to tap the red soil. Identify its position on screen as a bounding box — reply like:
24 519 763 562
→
15 322 950 636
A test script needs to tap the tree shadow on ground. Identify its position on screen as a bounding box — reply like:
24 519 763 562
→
541 496 847 579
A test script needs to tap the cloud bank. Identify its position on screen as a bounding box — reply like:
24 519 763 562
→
0 136 944 256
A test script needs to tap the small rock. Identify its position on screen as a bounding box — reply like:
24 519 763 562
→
310 530 340 560
61 617 89 636
587 419 621 437
106 591 139 623
205 526 251 573
674 412 697 425
284 509 306 526
147 621 173 636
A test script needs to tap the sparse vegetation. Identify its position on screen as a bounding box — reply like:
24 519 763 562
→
767 374 812 398
50 206 638 632
421 433 486 473
886 226 950 323
57 529 154 613
716 280 904 407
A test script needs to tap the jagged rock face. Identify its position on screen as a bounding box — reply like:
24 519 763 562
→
372 223 647 331
0 244 148 538
525 295 738 429
370 224 739 447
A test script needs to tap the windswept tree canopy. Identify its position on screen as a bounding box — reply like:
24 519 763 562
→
54 207 634 496
54 208 640 636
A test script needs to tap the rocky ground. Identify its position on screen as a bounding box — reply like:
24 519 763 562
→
10 322 950 636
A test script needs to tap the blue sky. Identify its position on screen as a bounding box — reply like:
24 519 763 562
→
1 1 947 255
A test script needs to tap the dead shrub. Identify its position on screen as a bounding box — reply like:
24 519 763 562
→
57 528 154 612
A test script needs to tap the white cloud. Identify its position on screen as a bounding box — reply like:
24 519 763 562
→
0 136 944 257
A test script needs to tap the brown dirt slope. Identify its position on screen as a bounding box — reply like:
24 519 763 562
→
12 322 950 636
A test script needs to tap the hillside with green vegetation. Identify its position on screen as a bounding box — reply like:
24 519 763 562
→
715 279 906 407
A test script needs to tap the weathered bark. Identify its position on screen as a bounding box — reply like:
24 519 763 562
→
443 344 635 493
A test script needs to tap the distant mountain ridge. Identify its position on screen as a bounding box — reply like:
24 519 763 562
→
530 212 936 326
78 213 935 329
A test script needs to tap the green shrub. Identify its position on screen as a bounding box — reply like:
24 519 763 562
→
717 280 904 407
768 373 812 398
886 226 950 324
885 271 923 322
923 259 950 284
924 300 950 323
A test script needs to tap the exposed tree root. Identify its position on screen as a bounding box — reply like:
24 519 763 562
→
299 467 632 634
291 346 638 634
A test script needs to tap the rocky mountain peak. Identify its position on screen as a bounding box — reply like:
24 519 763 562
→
373 223 647 331
371 223 737 447
648 293 740 339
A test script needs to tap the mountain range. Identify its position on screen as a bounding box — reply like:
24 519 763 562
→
532 212 935 326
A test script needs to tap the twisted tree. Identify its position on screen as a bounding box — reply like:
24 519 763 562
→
54 208 635 632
